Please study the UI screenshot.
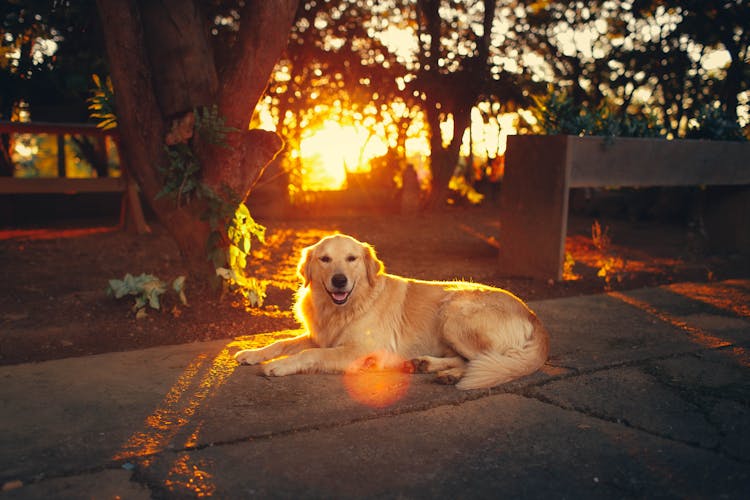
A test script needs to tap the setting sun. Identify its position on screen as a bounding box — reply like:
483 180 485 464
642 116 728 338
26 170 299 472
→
298 120 387 191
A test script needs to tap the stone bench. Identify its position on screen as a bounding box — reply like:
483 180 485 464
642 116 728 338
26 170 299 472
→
0 121 149 233
498 135 750 280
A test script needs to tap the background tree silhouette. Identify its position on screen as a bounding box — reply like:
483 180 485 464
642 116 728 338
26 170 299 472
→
2 0 747 237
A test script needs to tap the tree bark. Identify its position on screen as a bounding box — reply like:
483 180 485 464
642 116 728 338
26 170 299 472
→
96 0 298 280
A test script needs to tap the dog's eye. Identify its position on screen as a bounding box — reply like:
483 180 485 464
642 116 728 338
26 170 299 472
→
346 255 357 262
319 256 331 263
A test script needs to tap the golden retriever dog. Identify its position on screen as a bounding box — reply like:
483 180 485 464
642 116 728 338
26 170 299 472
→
234 234 549 390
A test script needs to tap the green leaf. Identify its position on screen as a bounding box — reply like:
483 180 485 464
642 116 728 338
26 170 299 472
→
133 295 147 311
172 276 188 306
172 276 185 293
107 278 129 299
215 267 234 281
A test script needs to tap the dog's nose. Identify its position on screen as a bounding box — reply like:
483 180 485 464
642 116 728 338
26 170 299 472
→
331 274 348 289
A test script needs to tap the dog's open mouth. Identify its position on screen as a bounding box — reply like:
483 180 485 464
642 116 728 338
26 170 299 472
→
328 290 351 305
325 284 354 305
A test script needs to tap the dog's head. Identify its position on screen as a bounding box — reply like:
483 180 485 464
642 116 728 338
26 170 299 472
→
297 234 384 306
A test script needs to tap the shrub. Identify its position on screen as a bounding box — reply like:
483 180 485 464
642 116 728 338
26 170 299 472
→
531 88 663 138
686 104 747 142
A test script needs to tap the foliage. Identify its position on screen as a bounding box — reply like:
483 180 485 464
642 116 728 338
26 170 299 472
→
686 104 747 142
87 74 117 129
155 104 267 306
526 1 749 138
107 273 187 317
152 103 268 307
157 105 236 205
208 198 268 308
530 90 589 136
591 221 625 290
157 143 201 205
194 104 237 146
11 133 99 178
531 89 663 138
562 251 579 281
448 175 484 205
1 0 108 120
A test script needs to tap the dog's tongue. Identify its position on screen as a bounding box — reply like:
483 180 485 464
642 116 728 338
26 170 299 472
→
332 291 348 301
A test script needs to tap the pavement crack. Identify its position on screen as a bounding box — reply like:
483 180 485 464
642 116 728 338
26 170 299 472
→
517 379 750 466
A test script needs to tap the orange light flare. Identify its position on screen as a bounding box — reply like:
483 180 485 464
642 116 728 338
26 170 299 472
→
342 351 411 408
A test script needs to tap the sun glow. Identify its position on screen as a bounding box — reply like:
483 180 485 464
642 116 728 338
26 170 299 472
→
298 120 388 191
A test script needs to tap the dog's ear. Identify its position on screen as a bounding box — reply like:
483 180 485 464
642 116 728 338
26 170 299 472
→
297 244 314 287
363 243 384 287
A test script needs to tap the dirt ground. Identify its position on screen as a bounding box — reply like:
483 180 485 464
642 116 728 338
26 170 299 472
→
1 205 748 365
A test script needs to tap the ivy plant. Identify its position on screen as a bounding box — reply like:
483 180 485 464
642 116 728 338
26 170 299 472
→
101 101 269 309
157 104 238 205
207 196 268 307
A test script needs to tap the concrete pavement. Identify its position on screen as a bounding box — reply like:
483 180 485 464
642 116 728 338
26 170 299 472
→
1 279 749 498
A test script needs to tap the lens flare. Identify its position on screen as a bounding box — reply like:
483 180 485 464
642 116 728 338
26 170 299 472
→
342 352 411 408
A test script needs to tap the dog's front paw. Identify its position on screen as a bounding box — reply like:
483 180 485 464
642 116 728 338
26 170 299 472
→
234 349 266 366
261 358 295 377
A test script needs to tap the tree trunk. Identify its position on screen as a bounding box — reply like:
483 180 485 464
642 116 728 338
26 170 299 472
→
416 0 495 208
96 0 298 281
424 103 471 208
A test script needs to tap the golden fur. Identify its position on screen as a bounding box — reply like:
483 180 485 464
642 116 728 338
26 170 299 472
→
234 234 549 389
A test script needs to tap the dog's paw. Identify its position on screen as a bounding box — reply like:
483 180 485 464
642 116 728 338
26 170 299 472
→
434 372 461 385
349 354 379 373
234 349 265 366
407 357 431 373
261 359 295 377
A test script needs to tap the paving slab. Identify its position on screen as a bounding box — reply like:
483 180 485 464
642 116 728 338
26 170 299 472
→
532 365 724 450
2 469 149 499
136 394 749 499
1 279 749 498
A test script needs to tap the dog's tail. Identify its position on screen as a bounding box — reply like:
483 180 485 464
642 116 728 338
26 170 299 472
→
456 317 549 390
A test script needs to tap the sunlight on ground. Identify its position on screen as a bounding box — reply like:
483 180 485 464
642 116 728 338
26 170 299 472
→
164 454 216 497
609 289 750 367
251 227 335 290
112 330 301 495
112 348 235 462
566 234 684 283
458 223 500 249
0 226 118 241
667 281 750 319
